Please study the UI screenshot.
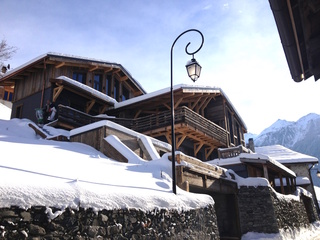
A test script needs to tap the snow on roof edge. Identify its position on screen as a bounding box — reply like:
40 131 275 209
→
56 76 117 105
1 52 146 94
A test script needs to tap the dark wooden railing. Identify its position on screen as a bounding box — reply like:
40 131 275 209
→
132 106 228 145
57 105 228 145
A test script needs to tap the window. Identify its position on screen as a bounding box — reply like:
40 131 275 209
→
94 74 102 91
122 86 130 101
4 91 13 101
114 79 119 100
105 74 112 96
72 72 86 84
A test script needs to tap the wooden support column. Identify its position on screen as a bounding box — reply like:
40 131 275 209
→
286 177 290 193
203 175 208 188
165 132 172 145
222 99 229 147
99 105 107 114
53 85 64 102
279 174 285 194
86 100 95 113
194 142 203 156
205 147 214 160
263 164 269 181
290 177 295 192
176 134 186 149
176 166 189 191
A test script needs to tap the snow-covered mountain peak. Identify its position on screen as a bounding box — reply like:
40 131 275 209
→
259 119 292 136
251 113 320 161
296 113 320 126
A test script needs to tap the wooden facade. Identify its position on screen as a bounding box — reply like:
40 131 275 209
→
0 53 145 123
108 85 247 161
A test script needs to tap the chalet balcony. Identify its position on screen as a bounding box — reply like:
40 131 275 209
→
131 106 229 149
56 105 229 153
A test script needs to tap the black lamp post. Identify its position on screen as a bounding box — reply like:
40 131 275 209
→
170 29 204 194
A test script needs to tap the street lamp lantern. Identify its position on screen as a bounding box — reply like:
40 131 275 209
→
170 29 204 194
185 56 202 82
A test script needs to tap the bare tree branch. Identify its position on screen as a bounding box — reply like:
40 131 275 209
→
0 39 18 64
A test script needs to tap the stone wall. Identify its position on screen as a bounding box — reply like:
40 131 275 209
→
238 186 319 235
0 205 219 239
238 186 279 234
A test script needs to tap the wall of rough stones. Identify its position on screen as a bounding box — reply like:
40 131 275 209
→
0 205 220 239
238 186 319 235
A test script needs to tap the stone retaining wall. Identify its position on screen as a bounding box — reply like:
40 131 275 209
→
0 205 219 239
238 186 319 235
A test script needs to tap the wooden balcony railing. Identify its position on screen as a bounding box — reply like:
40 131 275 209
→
57 105 228 146
131 106 228 145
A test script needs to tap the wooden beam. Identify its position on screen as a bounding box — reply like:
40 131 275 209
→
200 97 213 116
263 164 269 181
279 173 285 194
55 62 65 69
205 147 214 160
194 142 204 155
176 134 187 149
134 109 142 119
99 105 107 114
53 85 64 102
89 65 99 72
189 98 201 111
195 96 209 113
119 75 128 81
163 102 170 110
174 97 183 109
104 67 113 73
86 100 95 113
165 132 172 145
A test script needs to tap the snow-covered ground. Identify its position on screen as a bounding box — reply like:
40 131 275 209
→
1 109 320 239
0 102 11 120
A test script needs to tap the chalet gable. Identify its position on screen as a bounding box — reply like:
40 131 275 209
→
0 52 146 97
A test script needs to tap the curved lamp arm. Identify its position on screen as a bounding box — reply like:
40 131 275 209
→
170 29 204 194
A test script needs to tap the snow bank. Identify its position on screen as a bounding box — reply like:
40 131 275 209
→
0 102 11 120
0 118 213 212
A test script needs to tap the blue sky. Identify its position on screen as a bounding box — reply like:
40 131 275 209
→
1 0 320 134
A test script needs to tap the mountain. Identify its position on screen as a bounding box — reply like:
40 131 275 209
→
248 113 320 161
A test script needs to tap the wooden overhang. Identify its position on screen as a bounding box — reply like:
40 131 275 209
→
268 0 320 82
108 85 247 159
50 76 116 114
240 157 296 194
0 52 146 96
112 85 247 132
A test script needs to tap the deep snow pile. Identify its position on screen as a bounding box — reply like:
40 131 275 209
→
0 118 213 211
0 102 11 120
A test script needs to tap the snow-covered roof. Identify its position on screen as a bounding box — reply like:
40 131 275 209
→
208 152 296 177
55 76 118 105
255 145 318 164
0 52 146 94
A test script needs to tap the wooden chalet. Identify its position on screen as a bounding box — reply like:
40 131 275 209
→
107 85 247 161
0 52 145 123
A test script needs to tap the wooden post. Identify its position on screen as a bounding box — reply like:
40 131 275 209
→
279 174 285 194
263 164 269 181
